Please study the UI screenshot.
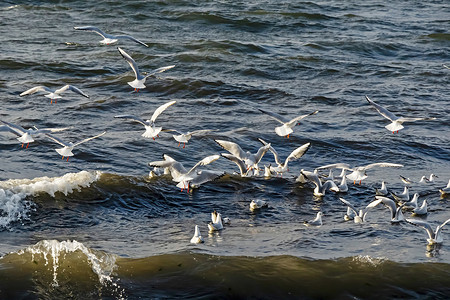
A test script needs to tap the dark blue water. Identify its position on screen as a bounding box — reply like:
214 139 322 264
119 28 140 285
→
0 1 449 299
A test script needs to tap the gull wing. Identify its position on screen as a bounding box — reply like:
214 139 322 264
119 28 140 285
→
55 85 89 98
215 140 246 160
74 26 107 38
365 95 399 122
362 198 383 219
45 133 69 147
253 143 271 164
221 153 247 176
115 115 149 126
285 142 311 165
151 100 176 123
117 47 142 80
0 125 20 135
363 162 404 170
375 196 397 219
300 170 321 187
258 138 281 165
286 110 319 127
0 120 26 135
191 170 224 187
115 35 149 47
398 117 436 123
20 86 53 96
339 198 358 216
315 163 351 171
405 218 435 241
144 65 176 79
73 131 106 147
187 129 214 136
258 108 288 124
435 218 450 239
187 154 220 175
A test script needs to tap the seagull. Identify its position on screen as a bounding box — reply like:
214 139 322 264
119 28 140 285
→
74 26 149 47
375 181 389 196
190 225 204 244
20 85 89 103
115 100 176 140
391 186 410 202
399 175 413 185
339 197 382 224
149 154 220 192
208 211 224 232
0 120 68 148
250 199 268 211
439 180 450 195
413 199 428 215
300 170 339 197
405 218 450 245
304 212 323 226
258 108 318 138
403 193 420 208
117 47 175 92
215 139 271 175
314 163 351 182
374 196 406 223
165 129 215 148
365 95 436 133
258 138 311 177
346 162 404 185
337 170 349 192
45 131 106 161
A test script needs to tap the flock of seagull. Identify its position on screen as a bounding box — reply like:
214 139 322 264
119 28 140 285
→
0 26 448 252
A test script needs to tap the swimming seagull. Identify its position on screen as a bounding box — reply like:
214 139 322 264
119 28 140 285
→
117 47 175 92
391 186 410 202
149 154 221 192
374 196 406 223
419 174 438 183
258 108 318 138
258 138 311 177
339 197 382 224
215 139 271 175
0 120 68 148
304 212 323 226
337 170 349 192
190 225 204 244
115 100 176 140
346 162 404 185
413 199 428 215
250 199 268 211
208 211 224 232
365 95 436 133
439 180 450 195
403 193 420 209
74 26 149 47
165 129 215 148
45 131 106 161
20 85 89 103
375 181 389 196
399 175 413 185
405 218 450 245
300 170 339 197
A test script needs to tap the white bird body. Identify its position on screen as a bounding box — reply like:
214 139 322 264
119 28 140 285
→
346 162 403 185
375 181 389 196
339 197 382 224
365 96 436 133
439 180 450 195
216 139 271 175
74 26 149 47
419 174 438 183
391 186 410 202
20 85 89 103
258 138 311 176
413 200 428 215
190 225 204 244
167 129 214 148
149 154 221 192
208 211 224 231
337 172 348 192
304 212 323 226
374 196 405 223
0 120 69 147
45 131 106 160
250 199 268 211
406 218 450 245
258 109 318 138
300 170 339 197
117 47 175 91
115 100 176 139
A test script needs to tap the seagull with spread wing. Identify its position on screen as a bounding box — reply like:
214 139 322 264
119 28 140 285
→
45 131 106 161
74 26 149 47
20 84 89 103
258 108 318 138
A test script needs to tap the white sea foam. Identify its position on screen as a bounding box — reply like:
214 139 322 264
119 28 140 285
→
19 240 119 288
352 255 387 267
0 171 102 228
